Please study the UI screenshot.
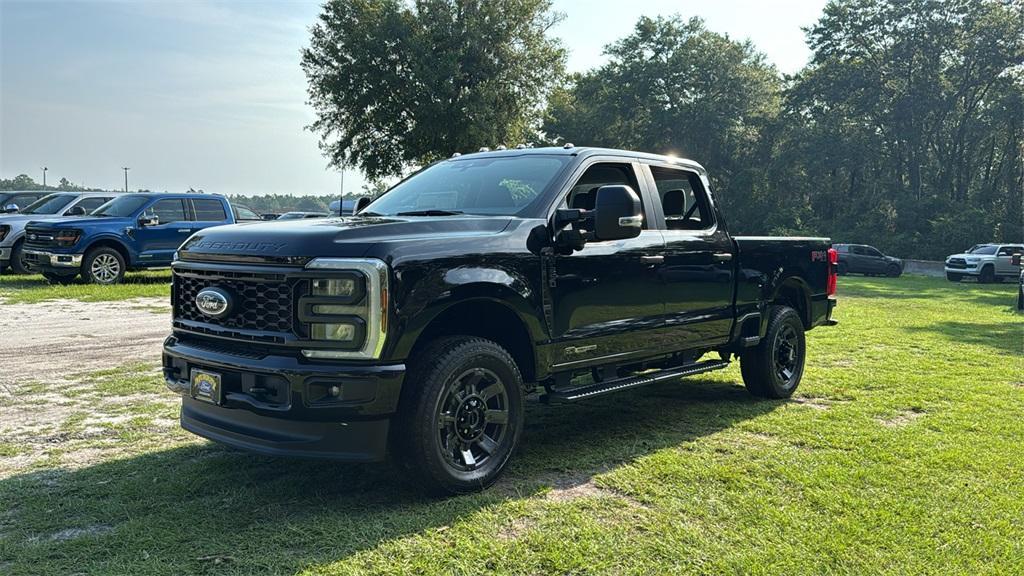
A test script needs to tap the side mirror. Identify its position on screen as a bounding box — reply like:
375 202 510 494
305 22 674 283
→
354 196 372 214
66 206 87 216
2 203 19 213
592 185 643 241
138 215 159 227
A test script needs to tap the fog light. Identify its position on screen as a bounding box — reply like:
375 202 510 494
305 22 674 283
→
312 303 357 315
311 322 357 341
329 385 341 397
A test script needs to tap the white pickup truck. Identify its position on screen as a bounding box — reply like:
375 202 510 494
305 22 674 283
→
945 243 1023 283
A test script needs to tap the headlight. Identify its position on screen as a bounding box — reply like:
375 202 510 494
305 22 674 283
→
965 257 979 263
0 225 9 242
55 229 82 247
300 258 388 360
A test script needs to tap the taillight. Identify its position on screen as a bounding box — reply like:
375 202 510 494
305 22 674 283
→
827 247 838 296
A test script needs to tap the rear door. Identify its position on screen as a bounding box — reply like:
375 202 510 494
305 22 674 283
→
641 162 736 349
136 198 191 264
548 159 667 369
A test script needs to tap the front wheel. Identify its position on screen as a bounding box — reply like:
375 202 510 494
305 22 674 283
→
740 306 806 399
10 240 31 274
82 247 125 285
396 336 525 494
979 266 995 284
886 264 901 278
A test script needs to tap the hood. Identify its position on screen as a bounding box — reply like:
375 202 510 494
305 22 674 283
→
24 216 128 228
179 215 513 263
946 253 978 260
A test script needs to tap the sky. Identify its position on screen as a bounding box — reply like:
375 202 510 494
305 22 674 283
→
0 0 827 196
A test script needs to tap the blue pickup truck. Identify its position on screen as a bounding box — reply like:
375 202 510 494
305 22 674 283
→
23 193 236 284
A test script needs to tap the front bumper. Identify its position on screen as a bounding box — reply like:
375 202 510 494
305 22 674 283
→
23 249 83 270
944 265 978 275
163 335 405 462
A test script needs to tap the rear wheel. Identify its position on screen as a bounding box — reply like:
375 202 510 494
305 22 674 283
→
9 240 30 274
741 306 806 399
979 265 995 284
946 272 963 282
396 336 525 494
82 247 125 285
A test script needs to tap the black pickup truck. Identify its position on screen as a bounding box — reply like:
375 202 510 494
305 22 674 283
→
163 146 837 494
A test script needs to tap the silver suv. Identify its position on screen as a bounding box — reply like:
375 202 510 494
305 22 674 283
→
945 243 1023 283
0 192 116 274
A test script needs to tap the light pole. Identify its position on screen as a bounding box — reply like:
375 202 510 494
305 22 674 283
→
122 167 130 192
41 167 47 187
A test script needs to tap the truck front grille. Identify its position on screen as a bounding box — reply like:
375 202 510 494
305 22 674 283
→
173 268 299 335
24 226 58 249
947 258 967 269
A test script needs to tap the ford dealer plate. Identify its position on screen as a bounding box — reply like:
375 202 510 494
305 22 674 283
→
190 369 222 405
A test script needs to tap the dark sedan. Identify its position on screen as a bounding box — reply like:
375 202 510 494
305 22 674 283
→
834 244 904 277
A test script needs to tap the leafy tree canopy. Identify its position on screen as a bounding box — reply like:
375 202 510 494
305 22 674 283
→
302 0 566 180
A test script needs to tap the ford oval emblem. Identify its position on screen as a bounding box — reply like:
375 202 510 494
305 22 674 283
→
195 287 232 319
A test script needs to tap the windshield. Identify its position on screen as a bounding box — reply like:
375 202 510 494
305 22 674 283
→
364 155 571 217
22 194 77 215
93 195 150 217
968 245 997 255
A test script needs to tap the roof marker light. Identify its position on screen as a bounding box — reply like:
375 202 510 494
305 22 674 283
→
563 142 575 149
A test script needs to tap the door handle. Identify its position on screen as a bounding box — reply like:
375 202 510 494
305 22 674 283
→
640 255 665 264
177 228 192 233
713 253 734 261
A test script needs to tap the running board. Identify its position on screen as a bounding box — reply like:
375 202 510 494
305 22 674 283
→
541 359 731 403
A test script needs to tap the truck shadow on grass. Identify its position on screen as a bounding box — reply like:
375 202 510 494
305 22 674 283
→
904 320 1024 356
2 377 777 574
840 277 1018 308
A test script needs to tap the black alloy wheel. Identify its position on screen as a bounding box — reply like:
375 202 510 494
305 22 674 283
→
740 305 806 399
397 336 525 494
436 367 511 473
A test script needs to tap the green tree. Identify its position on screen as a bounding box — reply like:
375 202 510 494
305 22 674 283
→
785 0 1024 258
542 16 784 232
302 0 566 180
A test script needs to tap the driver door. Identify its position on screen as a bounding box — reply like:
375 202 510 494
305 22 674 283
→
136 198 192 265
549 160 666 370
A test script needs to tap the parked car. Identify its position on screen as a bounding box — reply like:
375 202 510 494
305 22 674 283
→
277 211 329 220
0 191 49 214
231 204 262 222
22 192 235 284
163 146 838 494
328 198 372 216
945 243 1024 283
834 243 904 277
0 192 117 274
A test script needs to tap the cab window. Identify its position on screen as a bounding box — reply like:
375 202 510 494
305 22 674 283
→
648 165 713 230
192 198 227 221
74 197 111 213
145 199 188 224
565 163 644 227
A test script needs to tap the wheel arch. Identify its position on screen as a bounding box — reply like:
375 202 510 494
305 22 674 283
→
396 293 540 384
83 238 131 266
770 276 812 330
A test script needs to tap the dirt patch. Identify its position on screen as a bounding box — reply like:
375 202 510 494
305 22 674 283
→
792 396 834 410
497 516 537 541
34 525 113 543
878 407 926 427
0 297 169 390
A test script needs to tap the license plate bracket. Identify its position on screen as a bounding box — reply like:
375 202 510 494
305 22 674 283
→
190 369 223 405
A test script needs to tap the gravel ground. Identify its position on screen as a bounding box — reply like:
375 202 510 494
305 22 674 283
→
0 297 170 390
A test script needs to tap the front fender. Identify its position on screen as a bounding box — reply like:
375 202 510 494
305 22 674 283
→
388 264 545 361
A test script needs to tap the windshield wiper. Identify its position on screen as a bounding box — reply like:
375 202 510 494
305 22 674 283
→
395 209 464 216
358 211 384 217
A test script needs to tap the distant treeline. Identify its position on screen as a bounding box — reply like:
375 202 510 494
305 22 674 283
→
0 174 100 192
227 194 365 215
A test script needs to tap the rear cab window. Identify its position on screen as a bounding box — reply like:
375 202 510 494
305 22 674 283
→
645 164 715 231
191 198 228 222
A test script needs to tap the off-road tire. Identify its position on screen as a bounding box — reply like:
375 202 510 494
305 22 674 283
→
395 336 525 495
740 306 806 399
82 246 126 285
979 265 995 284
946 272 963 282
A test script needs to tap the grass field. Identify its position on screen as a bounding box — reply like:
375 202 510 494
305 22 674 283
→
0 270 171 304
1 275 1022 575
